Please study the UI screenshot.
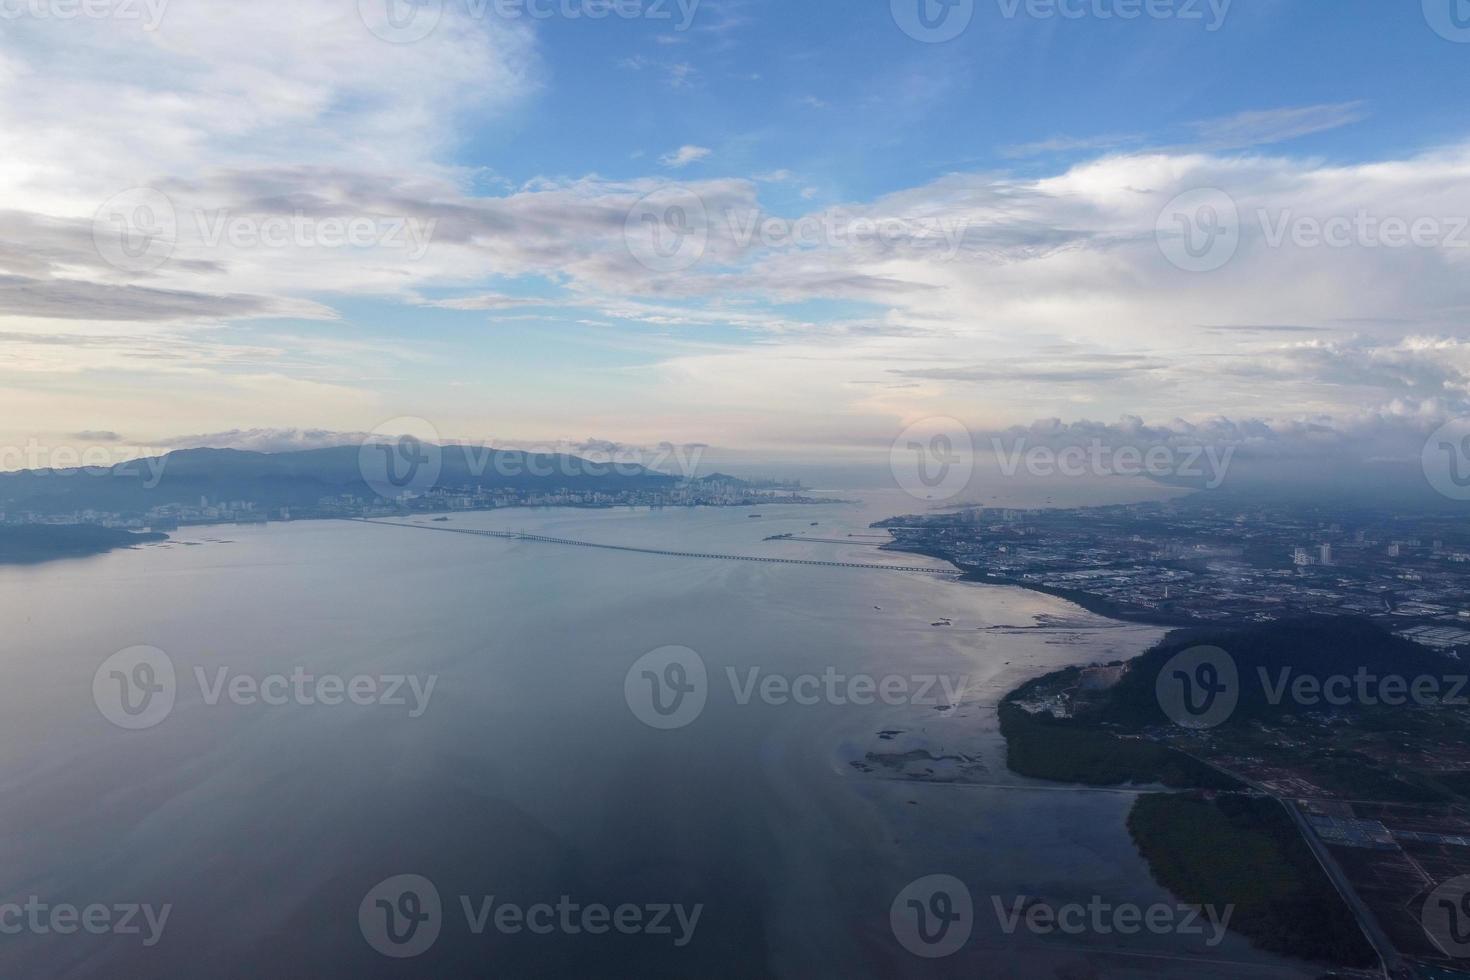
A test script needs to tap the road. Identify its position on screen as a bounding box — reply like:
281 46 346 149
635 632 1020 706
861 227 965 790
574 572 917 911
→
1198 758 1405 979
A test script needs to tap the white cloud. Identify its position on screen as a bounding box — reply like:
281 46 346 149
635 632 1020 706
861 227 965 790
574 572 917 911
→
2 6 1469 470
1189 101 1369 149
415 292 544 311
1003 102 1367 160
617 54 697 88
661 145 713 168
0 2 539 210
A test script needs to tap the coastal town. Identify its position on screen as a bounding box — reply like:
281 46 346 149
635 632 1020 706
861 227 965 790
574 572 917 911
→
878 498 1470 651
0 475 822 532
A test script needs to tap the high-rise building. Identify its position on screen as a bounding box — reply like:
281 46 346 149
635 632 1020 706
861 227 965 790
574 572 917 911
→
1319 543 1333 565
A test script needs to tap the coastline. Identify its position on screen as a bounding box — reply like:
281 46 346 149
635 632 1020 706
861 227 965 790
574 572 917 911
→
879 538 1216 627
0 525 167 566
979 618 1387 971
874 529 1376 970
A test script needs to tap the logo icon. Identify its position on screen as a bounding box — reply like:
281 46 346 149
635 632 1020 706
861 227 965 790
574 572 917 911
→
359 874 443 958
359 417 443 501
1423 418 1470 501
890 417 973 502
1156 187 1240 273
1424 875 1470 957
1156 645 1238 729
891 0 974 42
625 646 708 730
92 187 177 274
93 646 177 730
624 188 710 273
358 0 442 43
890 874 973 958
1424 0 1470 42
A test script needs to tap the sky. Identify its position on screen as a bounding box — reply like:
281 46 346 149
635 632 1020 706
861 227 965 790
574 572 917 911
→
4 0 1470 476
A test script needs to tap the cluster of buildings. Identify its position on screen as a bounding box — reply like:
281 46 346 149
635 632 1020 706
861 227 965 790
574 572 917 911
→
143 497 266 529
880 500 1470 649
1 509 147 529
2 496 267 529
407 477 793 512
1 479 820 531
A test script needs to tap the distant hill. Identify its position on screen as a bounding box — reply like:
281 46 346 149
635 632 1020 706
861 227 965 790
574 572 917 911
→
1100 616 1455 728
0 445 683 516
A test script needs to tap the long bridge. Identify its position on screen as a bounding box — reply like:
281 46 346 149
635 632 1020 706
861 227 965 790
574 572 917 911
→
353 519 957 575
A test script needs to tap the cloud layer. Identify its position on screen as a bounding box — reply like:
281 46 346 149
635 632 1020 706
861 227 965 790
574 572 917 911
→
2 4 1468 481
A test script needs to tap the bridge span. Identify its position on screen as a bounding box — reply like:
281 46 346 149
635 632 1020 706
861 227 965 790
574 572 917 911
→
353 519 958 575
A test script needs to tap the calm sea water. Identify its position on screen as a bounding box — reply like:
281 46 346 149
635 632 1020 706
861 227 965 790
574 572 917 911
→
0 494 1317 978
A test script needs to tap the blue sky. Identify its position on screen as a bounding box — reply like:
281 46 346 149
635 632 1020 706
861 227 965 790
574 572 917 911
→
478 1 1469 190
5 0 1470 469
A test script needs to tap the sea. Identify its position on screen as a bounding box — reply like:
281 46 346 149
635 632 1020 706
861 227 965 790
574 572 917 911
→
0 490 1320 978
